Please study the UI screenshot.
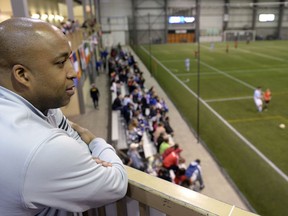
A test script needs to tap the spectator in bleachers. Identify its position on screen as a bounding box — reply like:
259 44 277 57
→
159 136 170 155
112 92 123 111
123 94 132 106
163 116 174 136
157 167 171 182
140 92 150 117
162 148 185 172
109 71 117 86
119 68 128 83
132 88 141 104
133 110 147 131
185 159 205 191
173 168 187 185
138 72 146 89
127 118 143 143
153 122 167 143
162 143 180 160
127 143 146 171
122 102 134 124
156 132 166 152
133 62 140 74
128 53 135 66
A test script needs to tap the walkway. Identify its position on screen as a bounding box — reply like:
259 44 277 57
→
68 47 251 212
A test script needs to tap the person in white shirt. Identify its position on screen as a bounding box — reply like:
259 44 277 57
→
185 58 190 72
0 17 128 216
253 86 263 112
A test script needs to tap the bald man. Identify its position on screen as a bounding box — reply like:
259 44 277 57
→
0 18 127 216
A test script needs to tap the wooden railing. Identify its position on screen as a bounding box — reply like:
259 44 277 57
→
84 166 258 216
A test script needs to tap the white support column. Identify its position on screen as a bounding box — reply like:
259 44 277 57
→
66 0 74 20
10 0 29 17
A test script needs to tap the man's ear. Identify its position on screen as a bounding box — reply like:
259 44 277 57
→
12 64 31 86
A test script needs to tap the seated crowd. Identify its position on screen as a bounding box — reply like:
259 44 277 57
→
108 45 205 191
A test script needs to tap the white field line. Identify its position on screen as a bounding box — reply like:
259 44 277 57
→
199 61 256 90
140 45 288 182
200 43 287 62
172 68 287 77
237 48 286 62
205 96 253 103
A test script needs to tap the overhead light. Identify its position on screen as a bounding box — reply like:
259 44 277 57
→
259 14 275 22
48 14 55 21
55 15 64 22
31 13 40 19
41 14 48 20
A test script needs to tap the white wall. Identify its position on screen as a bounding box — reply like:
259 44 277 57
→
97 0 288 44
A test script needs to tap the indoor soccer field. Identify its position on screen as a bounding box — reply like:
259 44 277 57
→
134 40 288 216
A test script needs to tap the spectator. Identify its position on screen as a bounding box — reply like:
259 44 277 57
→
156 132 166 152
127 118 143 143
153 122 167 143
122 102 134 124
157 167 171 182
159 136 170 155
162 148 184 172
185 159 205 190
162 143 179 160
163 116 174 136
127 143 146 171
173 168 187 185
112 92 123 111
0 17 127 215
90 83 100 109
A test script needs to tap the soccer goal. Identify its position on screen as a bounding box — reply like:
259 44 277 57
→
223 30 256 42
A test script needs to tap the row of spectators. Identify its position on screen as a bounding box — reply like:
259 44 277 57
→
58 18 98 35
107 44 205 191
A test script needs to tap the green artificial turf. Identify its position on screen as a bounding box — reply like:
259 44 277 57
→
133 41 288 216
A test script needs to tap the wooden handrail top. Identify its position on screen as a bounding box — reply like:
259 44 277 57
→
126 166 258 216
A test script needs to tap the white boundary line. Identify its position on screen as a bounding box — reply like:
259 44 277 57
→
140 45 288 182
199 61 255 90
205 96 253 103
237 48 286 62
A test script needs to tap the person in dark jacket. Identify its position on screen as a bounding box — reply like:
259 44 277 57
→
90 83 100 109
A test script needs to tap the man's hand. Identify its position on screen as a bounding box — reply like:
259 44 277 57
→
70 121 96 144
93 157 112 167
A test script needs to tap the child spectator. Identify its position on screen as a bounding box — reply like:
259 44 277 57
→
185 159 205 191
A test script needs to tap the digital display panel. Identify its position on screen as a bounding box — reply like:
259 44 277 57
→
169 16 195 24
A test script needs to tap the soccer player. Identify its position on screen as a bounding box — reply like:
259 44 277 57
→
263 88 272 111
185 58 190 72
253 86 263 112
